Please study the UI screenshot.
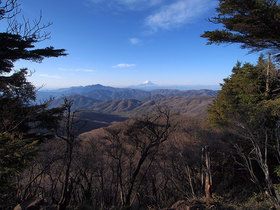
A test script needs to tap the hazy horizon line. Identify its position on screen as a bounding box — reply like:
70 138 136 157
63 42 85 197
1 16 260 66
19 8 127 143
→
38 83 221 91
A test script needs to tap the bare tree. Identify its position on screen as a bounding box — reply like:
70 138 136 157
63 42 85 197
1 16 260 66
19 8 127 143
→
0 0 20 20
233 119 280 207
1 0 52 41
56 98 79 210
96 107 172 208
123 107 171 207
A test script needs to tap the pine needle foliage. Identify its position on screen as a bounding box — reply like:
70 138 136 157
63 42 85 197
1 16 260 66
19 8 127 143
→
201 0 280 59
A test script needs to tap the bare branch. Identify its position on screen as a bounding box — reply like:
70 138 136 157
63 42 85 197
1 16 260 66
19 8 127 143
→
6 11 52 41
0 0 20 20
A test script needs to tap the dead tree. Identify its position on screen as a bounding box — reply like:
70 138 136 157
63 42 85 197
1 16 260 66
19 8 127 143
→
233 121 280 207
201 146 212 201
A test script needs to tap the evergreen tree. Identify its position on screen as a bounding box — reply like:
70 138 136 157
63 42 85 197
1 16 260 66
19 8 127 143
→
0 0 66 207
208 56 280 206
208 56 277 126
202 0 280 206
201 0 280 59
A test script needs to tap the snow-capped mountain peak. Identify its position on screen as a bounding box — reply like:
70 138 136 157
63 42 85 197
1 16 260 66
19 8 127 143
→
142 81 155 86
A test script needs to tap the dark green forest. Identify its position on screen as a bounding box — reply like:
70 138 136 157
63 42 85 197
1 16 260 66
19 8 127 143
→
1 0 280 209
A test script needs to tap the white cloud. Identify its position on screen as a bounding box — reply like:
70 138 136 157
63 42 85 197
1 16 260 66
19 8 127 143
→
130 38 141 45
112 63 136 68
39 74 61 79
58 68 95 73
145 0 215 32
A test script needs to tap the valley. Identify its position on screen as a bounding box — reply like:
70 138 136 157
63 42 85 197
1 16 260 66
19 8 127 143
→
41 84 216 132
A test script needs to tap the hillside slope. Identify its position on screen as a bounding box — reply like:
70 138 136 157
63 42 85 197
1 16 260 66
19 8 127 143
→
91 96 214 118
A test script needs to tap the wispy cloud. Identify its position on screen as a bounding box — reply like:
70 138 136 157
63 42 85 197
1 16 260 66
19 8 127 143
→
145 0 215 32
88 0 163 10
87 0 216 32
39 74 61 79
58 67 95 72
112 63 136 68
119 0 162 7
129 38 141 45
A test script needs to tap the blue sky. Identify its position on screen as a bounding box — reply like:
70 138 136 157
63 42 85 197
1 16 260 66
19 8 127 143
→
13 0 260 88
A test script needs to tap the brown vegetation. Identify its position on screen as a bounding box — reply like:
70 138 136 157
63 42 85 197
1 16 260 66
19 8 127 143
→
90 96 214 119
15 105 248 209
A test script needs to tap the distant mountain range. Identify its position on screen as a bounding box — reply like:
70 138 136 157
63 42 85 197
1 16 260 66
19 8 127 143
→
37 84 218 103
37 84 217 133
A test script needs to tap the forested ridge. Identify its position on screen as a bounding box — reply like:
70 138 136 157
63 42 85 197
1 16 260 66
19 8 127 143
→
1 0 280 209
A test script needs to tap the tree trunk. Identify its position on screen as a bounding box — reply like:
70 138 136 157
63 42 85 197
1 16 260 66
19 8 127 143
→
125 149 148 207
202 146 211 201
57 99 75 210
57 145 73 210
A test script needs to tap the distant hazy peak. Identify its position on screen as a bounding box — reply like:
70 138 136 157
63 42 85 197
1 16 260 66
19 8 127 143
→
141 81 156 86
